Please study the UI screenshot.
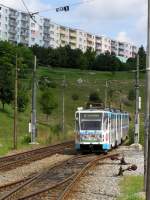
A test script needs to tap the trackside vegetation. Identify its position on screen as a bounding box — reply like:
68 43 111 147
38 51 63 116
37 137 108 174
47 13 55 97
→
0 41 146 154
118 176 144 200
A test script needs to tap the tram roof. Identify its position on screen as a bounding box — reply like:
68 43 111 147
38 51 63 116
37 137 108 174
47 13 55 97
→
76 108 128 114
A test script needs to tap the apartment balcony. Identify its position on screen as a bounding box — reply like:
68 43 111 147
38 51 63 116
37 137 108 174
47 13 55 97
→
8 28 16 34
60 36 67 41
21 17 29 22
43 28 50 34
69 36 76 42
44 21 50 27
69 32 77 38
87 40 93 46
87 33 92 38
69 42 76 48
111 47 118 51
87 37 94 43
60 33 66 38
21 30 29 37
96 43 102 47
119 48 124 52
9 21 17 27
43 36 50 41
60 29 67 35
96 45 102 50
9 36 17 42
21 24 29 29
9 13 17 19
20 38 28 44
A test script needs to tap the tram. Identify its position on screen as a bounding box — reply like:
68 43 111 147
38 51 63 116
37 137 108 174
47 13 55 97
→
75 107 129 152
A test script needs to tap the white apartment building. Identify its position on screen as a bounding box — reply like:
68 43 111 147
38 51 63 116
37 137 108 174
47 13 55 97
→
0 4 138 59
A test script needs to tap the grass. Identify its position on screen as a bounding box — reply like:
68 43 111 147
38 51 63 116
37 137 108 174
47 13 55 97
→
118 176 144 200
0 67 146 155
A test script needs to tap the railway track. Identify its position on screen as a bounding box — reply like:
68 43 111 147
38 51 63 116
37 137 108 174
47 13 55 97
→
0 141 74 171
0 151 119 200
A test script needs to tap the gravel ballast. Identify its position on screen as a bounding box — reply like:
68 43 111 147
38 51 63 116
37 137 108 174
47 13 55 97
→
0 154 72 186
68 146 144 200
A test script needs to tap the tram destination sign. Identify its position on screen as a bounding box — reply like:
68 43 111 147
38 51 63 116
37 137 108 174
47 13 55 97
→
81 113 102 120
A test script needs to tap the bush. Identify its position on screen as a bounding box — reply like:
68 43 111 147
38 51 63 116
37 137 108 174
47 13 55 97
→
72 94 79 101
89 91 102 103
128 89 135 101
21 135 31 144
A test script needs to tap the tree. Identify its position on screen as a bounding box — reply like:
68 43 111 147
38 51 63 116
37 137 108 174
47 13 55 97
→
138 45 146 70
89 91 102 103
84 48 96 70
72 94 79 101
0 57 14 109
17 85 29 112
39 89 57 120
128 89 135 101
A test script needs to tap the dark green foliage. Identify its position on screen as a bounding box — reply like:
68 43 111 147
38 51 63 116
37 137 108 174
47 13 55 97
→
72 94 79 101
138 45 146 70
0 41 33 110
30 45 128 71
89 91 102 103
39 76 57 89
17 88 29 112
51 124 62 135
93 51 123 71
39 89 57 119
128 89 136 101
21 135 31 144
126 45 146 71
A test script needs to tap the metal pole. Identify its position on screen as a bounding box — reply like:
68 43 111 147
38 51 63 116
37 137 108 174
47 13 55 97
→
31 56 37 144
134 54 140 144
146 0 150 196
62 75 65 134
13 54 18 149
104 80 108 108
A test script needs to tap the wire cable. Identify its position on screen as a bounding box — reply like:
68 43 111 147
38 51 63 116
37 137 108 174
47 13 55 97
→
32 0 97 14
20 0 39 25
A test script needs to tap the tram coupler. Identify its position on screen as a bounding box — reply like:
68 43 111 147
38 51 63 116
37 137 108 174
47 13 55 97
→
117 165 137 176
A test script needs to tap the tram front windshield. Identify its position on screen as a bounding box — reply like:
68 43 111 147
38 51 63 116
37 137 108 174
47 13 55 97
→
80 113 102 131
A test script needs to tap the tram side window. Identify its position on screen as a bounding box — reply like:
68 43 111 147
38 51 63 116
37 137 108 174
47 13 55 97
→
111 114 115 131
103 113 109 130
75 113 79 131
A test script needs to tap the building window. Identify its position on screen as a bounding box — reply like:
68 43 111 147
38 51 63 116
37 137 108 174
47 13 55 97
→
31 30 35 34
31 38 35 42
31 23 35 28
5 17 7 21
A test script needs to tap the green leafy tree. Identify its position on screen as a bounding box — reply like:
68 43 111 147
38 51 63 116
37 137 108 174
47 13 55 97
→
89 91 102 103
17 85 29 112
72 94 79 101
138 45 146 70
128 89 135 101
39 90 57 120
0 57 14 109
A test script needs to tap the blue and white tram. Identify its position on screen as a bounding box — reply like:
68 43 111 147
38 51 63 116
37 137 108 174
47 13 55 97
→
75 107 129 152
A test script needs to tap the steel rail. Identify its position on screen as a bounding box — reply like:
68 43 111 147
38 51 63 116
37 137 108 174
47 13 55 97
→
0 141 73 162
4 152 119 200
0 141 74 171
59 152 119 200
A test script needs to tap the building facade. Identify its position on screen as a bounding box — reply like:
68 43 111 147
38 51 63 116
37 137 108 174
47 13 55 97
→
0 4 138 59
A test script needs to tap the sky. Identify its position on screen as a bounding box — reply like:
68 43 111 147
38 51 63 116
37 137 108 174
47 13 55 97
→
0 0 147 47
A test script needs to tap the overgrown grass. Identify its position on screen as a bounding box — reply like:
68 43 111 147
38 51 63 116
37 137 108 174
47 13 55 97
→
118 176 144 200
